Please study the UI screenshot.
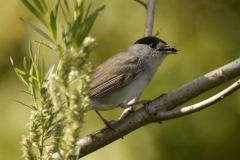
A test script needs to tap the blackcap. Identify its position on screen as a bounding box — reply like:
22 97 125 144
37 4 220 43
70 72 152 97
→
87 36 177 127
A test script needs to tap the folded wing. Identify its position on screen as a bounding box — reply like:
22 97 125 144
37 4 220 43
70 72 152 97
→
88 51 143 100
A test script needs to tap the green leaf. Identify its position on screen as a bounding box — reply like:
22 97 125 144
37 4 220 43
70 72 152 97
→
20 18 55 44
60 3 68 24
21 0 48 28
63 0 70 15
14 69 29 87
76 5 105 47
11 99 36 110
28 42 39 100
21 89 34 96
57 44 64 58
62 0 72 23
15 67 39 82
84 2 92 21
50 1 60 42
10 57 29 87
35 44 41 84
32 0 45 14
28 43 37 99
54 0 60 16
10 57 14 65
77 0 84 26
153 29 161 37
23 57 29 72
33 40 54 51
15 68 27 76
50 11 57 41
41 0 48 12
41 46 46 85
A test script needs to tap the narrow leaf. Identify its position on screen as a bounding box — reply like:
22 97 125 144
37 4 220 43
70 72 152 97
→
60 3 69 24
21 90 34 96
11 57 28 87
41 45 46 86
41 0 48 11
20 18 55 44
15 68 27 75
15 66 39 82
56 44 64 58
84 2 92 21
153 29 161 37
28 42 37 99
54 0 60 16
11 99 35 110
50 11 57 40
21 0 48 28
76 5 105 47
10 57 14 66
63 0 72 22
77 0 84 26
33 41 55 51
23 57 29 73
34 44 41 81
14 69 29 87
32 0 45 14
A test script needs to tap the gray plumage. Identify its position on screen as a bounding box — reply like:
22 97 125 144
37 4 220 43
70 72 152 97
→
87 36 177 111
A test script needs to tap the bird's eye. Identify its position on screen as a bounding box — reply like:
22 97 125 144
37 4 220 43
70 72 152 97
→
149 43 156 48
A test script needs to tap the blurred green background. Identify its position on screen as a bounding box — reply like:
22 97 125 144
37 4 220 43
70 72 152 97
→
1 0 240 159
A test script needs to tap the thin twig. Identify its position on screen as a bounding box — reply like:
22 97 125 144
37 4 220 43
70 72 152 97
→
158 79 240 120
135 0 147 9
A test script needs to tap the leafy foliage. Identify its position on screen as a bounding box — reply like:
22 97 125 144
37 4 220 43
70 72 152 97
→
11 0 104 159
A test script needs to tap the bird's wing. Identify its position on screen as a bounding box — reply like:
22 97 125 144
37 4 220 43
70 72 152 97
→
88 51 143 100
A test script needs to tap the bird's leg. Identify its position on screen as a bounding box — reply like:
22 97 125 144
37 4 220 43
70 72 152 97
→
119 100 151 120
126 100 151 108
95 110 115 130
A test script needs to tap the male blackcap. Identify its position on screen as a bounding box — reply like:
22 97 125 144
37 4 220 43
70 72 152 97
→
87 36 177 127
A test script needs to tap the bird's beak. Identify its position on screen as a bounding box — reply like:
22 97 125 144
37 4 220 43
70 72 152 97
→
158 45 178 54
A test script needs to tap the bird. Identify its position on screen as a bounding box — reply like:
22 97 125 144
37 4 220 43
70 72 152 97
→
86 36 178 128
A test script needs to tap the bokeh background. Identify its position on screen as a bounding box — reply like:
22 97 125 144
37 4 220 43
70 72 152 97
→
1 0 240 159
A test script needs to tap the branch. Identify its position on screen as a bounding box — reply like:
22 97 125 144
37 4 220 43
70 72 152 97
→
52 57 240 159
144 0 156 36
158 79 240 120
147 57 240 114
135 0 156 36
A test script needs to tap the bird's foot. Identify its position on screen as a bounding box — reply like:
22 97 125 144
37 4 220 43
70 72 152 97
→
119 100 150 120
126 100 151 108
102 119 116 130
119 107 135 120
95 110 116 130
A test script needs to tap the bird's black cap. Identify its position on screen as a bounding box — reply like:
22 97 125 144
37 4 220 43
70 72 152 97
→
134 36 167 48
